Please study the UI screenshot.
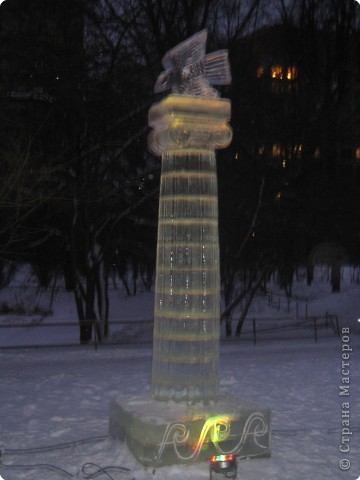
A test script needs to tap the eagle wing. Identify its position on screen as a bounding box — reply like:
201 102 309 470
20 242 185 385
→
203 50 232 85
161 29 207 70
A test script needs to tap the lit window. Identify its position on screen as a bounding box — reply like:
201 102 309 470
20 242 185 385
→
271 65 283 79
272 144 282 157
314 148 321 159
257 65 264 78
270 65 298 93
355 147 360 160
282 159 286 168
287 66 297 80
293 144 303 159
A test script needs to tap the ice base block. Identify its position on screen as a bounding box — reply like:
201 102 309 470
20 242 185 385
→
109 395 271 467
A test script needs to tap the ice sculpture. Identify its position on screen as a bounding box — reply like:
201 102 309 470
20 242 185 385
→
109 31 270 468
149 30 232 403
154 29 231 98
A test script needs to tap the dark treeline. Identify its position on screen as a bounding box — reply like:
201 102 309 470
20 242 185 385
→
0 0 359 340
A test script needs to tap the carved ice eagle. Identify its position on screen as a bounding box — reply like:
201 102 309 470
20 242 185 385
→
154 29 231 98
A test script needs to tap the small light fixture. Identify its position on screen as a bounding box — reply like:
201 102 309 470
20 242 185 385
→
210 454 237 479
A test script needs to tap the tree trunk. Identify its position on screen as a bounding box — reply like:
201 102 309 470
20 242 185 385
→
235 269 266 336
307 262 314 286
73 278 91 344
331 261 341 292
85 265 98 343
235 287 257 336
222 274 235 337
96 256 109 340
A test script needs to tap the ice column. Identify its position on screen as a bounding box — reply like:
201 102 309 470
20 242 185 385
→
148 31 232 403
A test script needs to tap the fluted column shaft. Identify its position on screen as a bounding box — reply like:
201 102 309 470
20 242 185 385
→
149 95 232 403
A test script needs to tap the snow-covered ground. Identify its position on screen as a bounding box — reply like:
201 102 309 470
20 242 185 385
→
0 266 359 480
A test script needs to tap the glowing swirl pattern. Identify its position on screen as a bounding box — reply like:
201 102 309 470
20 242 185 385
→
154 413 269 464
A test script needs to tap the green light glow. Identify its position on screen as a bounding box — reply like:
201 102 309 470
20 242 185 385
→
155 414 235 463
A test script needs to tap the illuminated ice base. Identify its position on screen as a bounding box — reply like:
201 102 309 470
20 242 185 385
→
109 395 271 467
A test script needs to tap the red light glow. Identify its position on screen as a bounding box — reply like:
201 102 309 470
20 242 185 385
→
210 454 234 463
